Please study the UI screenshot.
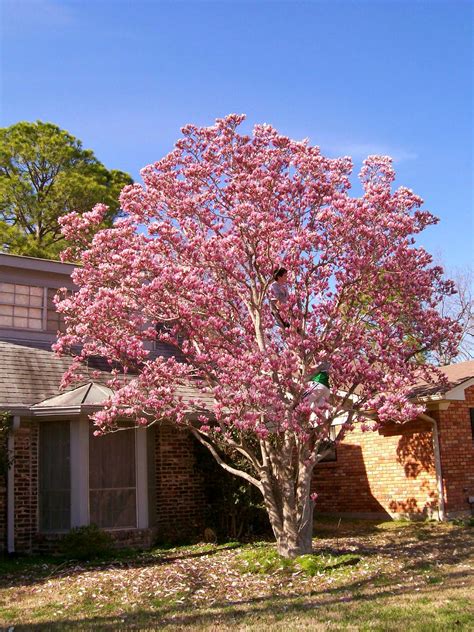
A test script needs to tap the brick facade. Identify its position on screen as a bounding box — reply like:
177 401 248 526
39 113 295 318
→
435 385 474 518
0 433 6 551
2 392 473 554
154 424 206 541
0 419 206 554
14 421 38 552
313 418 439 519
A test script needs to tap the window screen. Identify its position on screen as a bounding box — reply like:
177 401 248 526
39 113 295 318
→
89 425 137 528
39 421 71 531
0 282 44 330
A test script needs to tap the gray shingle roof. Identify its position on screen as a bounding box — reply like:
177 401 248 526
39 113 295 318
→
0 340 75 406
0 340 213 412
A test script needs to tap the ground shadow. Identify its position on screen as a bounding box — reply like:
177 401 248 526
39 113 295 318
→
8 565 473 631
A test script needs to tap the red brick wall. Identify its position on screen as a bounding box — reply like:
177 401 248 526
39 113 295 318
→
435 385 474 518
7 419 206 554
154 424 206 542
13 420 38 553
0 433 6 552
313 418 439 519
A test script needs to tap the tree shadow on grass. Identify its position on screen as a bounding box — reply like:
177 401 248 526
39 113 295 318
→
2 526 472 592
0 543 242 590
8 567 473 631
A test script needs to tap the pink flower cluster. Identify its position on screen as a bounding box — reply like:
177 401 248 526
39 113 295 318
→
55 115 460 442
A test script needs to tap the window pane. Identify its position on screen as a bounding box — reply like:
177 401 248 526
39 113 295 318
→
30 295 43 307
47 320 59 332
39 421 71 532
89 425 136 528
15 294 29 306
90 489 136 529
0 284 45 329
0 293 14 305
0 315 13 326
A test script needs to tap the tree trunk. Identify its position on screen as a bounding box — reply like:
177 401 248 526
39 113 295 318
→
260 440 316 559
274 502 315 557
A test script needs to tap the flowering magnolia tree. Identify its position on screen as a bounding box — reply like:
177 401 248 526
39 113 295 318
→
55 115 459 558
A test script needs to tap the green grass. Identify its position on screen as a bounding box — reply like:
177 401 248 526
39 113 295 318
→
296 552 360 575
237 544 360 576
238 546 295 574
0 521 472 630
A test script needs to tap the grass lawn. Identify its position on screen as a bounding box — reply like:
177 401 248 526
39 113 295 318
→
0 518 473 630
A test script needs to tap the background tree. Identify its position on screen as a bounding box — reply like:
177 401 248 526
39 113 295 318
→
55 115 459 558
434 266 474 364
0 121 132 259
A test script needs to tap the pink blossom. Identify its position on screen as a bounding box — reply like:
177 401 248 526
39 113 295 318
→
55 114 460 557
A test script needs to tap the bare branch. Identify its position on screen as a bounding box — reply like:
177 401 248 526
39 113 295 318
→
189 427 263 492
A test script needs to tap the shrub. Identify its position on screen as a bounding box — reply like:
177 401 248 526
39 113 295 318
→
60 524 113 560
194 440 270 541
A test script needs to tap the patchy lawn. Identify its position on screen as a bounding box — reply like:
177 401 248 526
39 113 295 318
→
1 519 473 630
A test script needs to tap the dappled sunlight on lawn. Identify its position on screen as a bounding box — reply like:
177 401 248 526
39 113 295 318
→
0 521 473 630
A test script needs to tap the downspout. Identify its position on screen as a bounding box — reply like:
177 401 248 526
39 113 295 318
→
7 415 21 553
419 412 446 521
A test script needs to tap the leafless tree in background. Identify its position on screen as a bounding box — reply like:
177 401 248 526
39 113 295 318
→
434 266 474 365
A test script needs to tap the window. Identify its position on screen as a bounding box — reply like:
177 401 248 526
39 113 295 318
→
38 419 153 533
39 421 71 531
470 408 474 442
89 426 137 528
46 287 66 333
0 282 45 330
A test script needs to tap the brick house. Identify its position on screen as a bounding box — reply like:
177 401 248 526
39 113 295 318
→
314 366 474 521
1 253 473 554
0 253 207 554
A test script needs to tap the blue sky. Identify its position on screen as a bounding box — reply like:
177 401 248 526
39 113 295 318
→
1 0 472 269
